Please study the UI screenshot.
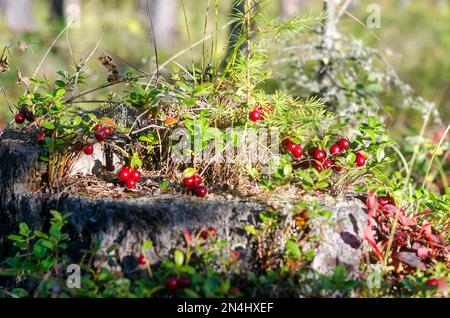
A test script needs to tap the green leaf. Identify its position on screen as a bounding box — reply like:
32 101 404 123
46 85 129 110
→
346 152 356 164
42 121 55 130
182 168 196 178
286 240 301 259
142 240 153 251
244 225 257 236
130 153 143 168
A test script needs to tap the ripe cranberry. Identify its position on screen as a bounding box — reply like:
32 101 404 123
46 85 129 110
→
208 226 217 236
333 162 343 173
339 138 350 150
355 153 366 166
323 159 333 169
195 186 208 198
307 147 318 157
378 196 390 206
329 144 342 156
313 149 326 162
199 230 209 240
19 107 28 115
125 179 137 189
194 175 202 187
130 169 142 181
25 111 35 122
37 133 45 141
183 176 195 189
94 124 103 132
83 144 94 155
119 169 131 182
292 147 303 158
102 127 112 136
166 277 178 290
95 131 107 142
426 278 439 287
313 162 323 172
15 113 25 124
137 254 146 265
288 142 299 152
177 276 190 288
122 165 131 172
249 110 261 122
299 160 311 170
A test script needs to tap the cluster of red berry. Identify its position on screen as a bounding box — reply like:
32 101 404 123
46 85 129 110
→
199 226 217 239
283 136 367 172
377 195 396 207
73 124 115 156
166 276 191 291
182 174 207 198
14 107 35 124
249 104 272 122
282 139 303 158
118 165 142 189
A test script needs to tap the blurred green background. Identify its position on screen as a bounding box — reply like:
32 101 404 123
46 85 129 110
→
0 0 449 131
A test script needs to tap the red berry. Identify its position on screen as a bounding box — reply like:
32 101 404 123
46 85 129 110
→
195 186 208 198
313 162 323 172
15 113 25 124
102 127 112 136
119 169 131 182
323 159 333 169
122 165 131 172
25 111 35 122
37 133 45 141
208 226 217 236
83 144 94 155
137 254 146 265
166 277 178 290
292 147 303 158
378 196 395 207
183 176 195 189
94 124 103 132
125 179 137 189
333 162 343 173
130 169 142 181
314 149 326 162
95 131 107 142
194 175 202 187
200 230 208 240
19 107 28 115
339 138 350 150
249 110 261 122
288 142 299 152
177 277 190 288
329 144 342 156
355 153 366 166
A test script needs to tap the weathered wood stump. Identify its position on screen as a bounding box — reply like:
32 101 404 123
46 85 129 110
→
0 130 369 277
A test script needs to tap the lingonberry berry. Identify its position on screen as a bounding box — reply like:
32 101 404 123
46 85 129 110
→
329 144 342 156
249 109 261 122
314 149 326 162
281 138 291 147
25 111 35 122
323 159 333 169
307 147 318 157
83 144 94 155
137 254 146 265
332 161 343 173
119 169 131 182
199 230 208 240
313 162 323 172
102 127 112 136
94 124 103 132
19 107 28 115
194 175 202 187
74 143 84 152
292 147 303 158
208 226 217 236
288 142 299 152
125 179 137 189
95 130 107 142
355 153 366 166
15 113 25 124
166 277 178 290
339 138 350 150
183 176 195 189
37 133 45 141
130 169 142 181
195 186 208 198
